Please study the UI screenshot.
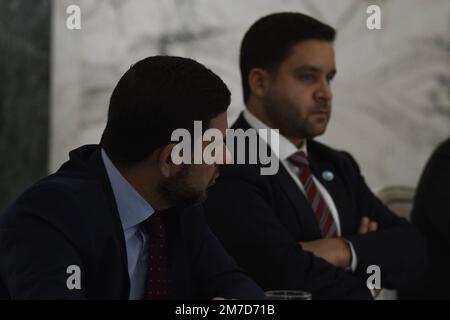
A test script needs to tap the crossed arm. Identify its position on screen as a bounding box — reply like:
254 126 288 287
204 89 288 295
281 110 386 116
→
300 217 378 269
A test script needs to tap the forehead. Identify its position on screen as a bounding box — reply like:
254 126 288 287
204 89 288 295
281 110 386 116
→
281 40 336 72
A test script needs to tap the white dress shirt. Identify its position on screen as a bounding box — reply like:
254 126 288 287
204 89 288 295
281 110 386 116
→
243 110 357 271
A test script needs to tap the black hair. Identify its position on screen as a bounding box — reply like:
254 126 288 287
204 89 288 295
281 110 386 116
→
101 56 230 166
240 12 336 104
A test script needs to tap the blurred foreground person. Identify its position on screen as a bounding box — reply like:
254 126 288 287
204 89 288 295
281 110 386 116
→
399 138 450 300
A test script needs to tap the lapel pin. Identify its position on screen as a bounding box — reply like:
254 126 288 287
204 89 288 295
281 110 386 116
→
322 170 334 182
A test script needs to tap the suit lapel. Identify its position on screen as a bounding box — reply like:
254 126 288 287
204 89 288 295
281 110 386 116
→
272 164 322 239
234 113 322 239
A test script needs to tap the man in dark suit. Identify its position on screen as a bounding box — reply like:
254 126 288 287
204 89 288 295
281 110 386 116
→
205 12 427 299
399 138 450 299
0 56 264 300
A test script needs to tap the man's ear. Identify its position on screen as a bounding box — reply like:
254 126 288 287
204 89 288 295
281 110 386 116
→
158 144 183 178
248 68 271 98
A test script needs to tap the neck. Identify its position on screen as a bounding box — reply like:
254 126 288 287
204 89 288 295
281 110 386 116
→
290 137 305 149
247 100 306 149
119 165 170 211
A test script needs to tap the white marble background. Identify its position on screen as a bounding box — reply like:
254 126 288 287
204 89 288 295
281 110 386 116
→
51 0 450 191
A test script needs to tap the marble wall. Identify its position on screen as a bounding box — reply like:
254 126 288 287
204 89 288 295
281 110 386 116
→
50 0 450 190
0 0 50 209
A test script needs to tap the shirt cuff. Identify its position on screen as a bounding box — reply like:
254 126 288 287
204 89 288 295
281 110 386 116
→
344 240 358 272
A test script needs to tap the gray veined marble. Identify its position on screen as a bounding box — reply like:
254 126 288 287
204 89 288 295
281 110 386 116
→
50 0 450 191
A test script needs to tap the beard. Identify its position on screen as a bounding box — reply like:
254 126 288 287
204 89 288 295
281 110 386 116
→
157 165 207 208
264 90 330 140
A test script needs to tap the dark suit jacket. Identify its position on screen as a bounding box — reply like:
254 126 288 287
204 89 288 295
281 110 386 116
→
205 113 427 299
0 145 264 300
399 138 450 299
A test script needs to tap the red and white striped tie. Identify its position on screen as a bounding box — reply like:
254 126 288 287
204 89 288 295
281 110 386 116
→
288 151 337 238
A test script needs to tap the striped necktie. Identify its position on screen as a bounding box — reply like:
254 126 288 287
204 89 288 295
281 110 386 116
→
143 211 169 299
288 151 337 238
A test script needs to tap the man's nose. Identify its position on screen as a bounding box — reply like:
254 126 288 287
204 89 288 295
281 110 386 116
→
314 80 333 102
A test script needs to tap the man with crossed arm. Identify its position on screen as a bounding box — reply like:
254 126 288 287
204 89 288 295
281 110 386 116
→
206 12 427 299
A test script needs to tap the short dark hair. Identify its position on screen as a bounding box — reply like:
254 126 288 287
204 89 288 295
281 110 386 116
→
240 12 336 104
101 56 230 166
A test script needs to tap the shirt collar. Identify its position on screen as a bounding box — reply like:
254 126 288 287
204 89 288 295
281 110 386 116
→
101 149 154 230
243 109 307 160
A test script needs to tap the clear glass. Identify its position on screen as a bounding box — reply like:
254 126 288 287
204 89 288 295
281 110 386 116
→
265 290 312 300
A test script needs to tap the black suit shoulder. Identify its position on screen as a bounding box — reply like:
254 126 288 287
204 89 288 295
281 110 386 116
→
2 176 83 232
432 137 450 156
0 147 129 299
1 168 110 244
307 140 362 176
411 137 450 228
404 138 450 299
0 176 92 299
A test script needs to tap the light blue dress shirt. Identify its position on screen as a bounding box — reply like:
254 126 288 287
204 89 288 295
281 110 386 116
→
101 149 154 300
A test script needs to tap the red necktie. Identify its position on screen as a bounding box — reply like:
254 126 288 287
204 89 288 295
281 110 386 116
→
143 211 169 299
288 151 338 238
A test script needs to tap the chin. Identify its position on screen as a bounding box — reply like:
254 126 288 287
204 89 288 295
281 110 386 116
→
173 192 206 207
311 122 329 135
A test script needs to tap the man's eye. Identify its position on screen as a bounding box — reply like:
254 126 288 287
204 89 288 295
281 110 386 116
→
300 74 314 82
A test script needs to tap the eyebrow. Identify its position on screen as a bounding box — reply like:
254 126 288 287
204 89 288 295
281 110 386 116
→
295 65 337 76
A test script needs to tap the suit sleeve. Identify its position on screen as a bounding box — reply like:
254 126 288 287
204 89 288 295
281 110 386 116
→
188 205 265 300
341 153 428 290
205 171 372 300
0 185 87 299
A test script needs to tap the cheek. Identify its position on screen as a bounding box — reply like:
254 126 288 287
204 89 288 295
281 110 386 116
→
292 86 314 104
285 92 311 116
276 80 311 104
